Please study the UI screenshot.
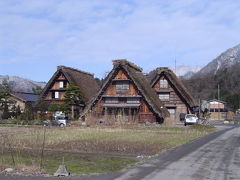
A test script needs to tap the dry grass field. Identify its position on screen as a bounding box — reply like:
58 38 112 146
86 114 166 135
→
0 124 215 175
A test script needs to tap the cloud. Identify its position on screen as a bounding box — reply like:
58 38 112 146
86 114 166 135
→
0 0 240 80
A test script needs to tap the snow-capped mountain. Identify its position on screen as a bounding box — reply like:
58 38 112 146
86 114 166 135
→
197 44 240 76
182 43 240 102
0 75 46 93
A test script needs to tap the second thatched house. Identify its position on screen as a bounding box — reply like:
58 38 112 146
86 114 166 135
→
39 66 100 116
147 67 196 124
80 59 169 125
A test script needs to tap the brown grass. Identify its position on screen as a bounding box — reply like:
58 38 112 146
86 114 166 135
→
0 124 215 156
0 124 215 174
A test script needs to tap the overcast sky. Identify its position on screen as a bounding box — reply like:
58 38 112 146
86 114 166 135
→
0 0 240 81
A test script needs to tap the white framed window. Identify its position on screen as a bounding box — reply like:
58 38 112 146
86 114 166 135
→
59 81 64 88
116 81 129 93
160 79 168 88
55 91 59 99
159 93 170 100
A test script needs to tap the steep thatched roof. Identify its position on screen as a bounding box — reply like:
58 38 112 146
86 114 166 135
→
81 59 169 119
39 66 100 102
147 67 196 107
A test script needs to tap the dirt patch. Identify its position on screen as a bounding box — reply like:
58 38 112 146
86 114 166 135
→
0 126 31 135
47 139 169 156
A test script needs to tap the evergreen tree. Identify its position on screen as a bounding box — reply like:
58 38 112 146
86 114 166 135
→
0 80 11 119
64 84 84 119
48 103 60 113
64 84 84 105
2 103 10 119
209 90 240 110
0 80 11 109
36 100 47 120
22 102 34 122
59 103 70 113
32 86 43 95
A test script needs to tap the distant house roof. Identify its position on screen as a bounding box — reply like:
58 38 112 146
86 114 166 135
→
208 99 226 104
81 59 169 119
147 67 196 108
39 65 100 102
11 92 39 102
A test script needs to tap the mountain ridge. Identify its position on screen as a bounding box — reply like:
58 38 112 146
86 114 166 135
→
182 43 240 110
195 44 240 77
0 75 46 93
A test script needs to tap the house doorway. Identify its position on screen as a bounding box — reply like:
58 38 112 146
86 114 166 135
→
104 107 139 124
167 107 176 124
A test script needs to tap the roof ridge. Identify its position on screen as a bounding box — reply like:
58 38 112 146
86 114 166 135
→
156 67 169 69
57 65 94 76
112 59 143 72
156 67 172 73
209 99 226 103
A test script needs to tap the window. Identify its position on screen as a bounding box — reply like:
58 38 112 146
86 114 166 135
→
59 81 67 88
55 92 59 99
116 81 129 93
52 91 59 99
59 81 64 88
159 93 170 100
105 97 118 103
168 108 175 114
160 79 168 88
127 97 140 104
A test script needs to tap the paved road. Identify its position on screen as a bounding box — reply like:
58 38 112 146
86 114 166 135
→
0 125 238 180
113 125 239 180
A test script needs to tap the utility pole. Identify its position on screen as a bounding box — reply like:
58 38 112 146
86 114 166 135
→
174 56 177 75
218 84 220 120
199 98 201 119
40 126 46 169
71 104 74 119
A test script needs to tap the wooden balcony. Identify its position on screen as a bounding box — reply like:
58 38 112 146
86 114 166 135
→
103 103 140 108
102 94 142 98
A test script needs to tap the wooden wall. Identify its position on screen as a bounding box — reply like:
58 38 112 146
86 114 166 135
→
153 75 190 124
44 72 69 102
90 69 157 123
9 97 25 112
104 70 139 95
